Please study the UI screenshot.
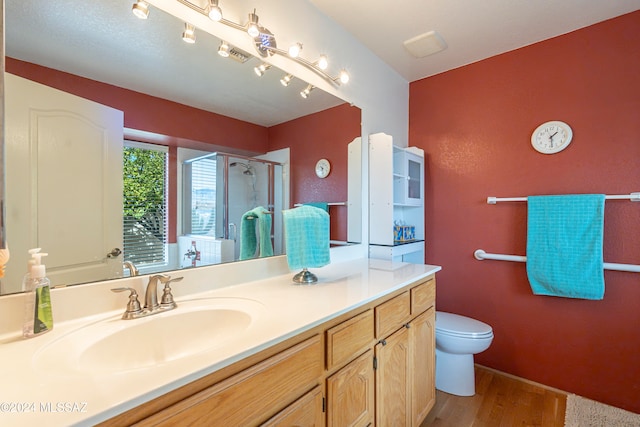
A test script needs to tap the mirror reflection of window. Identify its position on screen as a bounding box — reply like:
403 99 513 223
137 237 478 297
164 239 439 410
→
188 158 217 236
123 141 169 272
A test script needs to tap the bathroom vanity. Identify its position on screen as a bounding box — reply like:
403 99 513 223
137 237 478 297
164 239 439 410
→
0 258 440 426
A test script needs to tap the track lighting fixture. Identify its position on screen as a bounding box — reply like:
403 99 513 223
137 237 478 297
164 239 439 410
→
208 0 222 21
254 63 271 77
247 10 260 38
132 1 149 20
218 40 230 57
300 84 314 99
339 70 350 84
288 43 302 58
182 23 196 44
317 55 328 70
280 74 294 87
150 0 352 87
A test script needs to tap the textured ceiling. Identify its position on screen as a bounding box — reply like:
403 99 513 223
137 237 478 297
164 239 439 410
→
310 0 640 82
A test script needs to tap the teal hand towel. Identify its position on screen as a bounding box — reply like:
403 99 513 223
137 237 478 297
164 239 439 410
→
283 205 330 270
526 194 605 300
239 206 273 260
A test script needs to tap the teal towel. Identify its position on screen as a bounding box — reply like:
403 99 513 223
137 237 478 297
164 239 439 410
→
283 205 330 270
526 194 605 300
304 202 329 212
239 206 273 260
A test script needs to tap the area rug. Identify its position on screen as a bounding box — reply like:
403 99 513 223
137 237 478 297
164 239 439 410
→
564 394 640 427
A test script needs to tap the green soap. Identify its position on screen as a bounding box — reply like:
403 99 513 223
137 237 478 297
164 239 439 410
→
34 286 53 334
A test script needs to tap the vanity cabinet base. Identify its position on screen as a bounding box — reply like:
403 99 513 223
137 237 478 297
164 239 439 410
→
101 276 436 427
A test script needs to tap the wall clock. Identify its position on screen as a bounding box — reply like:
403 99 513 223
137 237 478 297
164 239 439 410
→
531 121 573 154
315 158 331 178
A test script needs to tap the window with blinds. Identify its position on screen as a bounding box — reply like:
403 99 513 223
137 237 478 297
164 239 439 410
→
123 142 168 266
188 156 217 235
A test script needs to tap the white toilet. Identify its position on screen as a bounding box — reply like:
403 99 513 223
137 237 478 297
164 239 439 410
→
435 311 494 396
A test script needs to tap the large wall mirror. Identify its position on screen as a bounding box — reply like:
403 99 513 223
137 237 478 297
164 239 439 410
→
1 0 362 295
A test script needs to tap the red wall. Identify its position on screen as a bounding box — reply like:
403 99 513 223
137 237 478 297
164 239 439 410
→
410 11 640 412
269 104 361 242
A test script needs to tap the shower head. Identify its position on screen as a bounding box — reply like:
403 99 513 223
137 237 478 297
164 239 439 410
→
230 161 254 175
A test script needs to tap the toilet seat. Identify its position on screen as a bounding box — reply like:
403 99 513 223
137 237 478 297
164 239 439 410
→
436 312 493 339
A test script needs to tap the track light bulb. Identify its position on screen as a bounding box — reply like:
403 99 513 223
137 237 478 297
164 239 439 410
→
317 55 328 70
132 1 149 19
254 63 271 77
247 11 260 37
182 23 196 44
300 84 314 99
280 74 294 87
218 41 230 57
288 43 303 58
339 69 350 84
208 0 222 21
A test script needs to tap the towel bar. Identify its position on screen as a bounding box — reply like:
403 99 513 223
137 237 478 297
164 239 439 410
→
293 202 347 207
245 210 273 220
487 192 640 204
474 249 640 273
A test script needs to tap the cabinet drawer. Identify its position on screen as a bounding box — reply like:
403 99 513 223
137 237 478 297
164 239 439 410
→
138 335 323 426
411 278 435 315
326 309 374 370
375 291 410 339
261 385 324 427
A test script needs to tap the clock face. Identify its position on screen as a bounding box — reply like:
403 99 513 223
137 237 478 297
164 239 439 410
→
531 121 573 154
315 159 330 178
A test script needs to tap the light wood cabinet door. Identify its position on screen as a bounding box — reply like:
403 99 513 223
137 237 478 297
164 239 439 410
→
326 349 374 427
375 326 411 427
409 307 436 426
262 386 324 427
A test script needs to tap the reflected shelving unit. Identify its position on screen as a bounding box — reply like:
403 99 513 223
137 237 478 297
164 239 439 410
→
369 133 425 263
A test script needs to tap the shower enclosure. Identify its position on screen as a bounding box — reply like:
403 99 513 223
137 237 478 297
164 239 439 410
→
181 152 285 266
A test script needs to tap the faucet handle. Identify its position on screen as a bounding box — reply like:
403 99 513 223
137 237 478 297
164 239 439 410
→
111 287 143 320
160 276 184 309
151 273 183 284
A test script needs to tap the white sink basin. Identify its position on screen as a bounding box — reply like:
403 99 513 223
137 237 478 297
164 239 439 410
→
33 297 266 374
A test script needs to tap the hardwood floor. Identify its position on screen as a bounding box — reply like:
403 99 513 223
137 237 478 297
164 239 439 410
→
422 365 567 427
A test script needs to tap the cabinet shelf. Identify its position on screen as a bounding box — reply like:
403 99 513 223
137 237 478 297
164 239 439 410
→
369 133 425 262
370 239 425 248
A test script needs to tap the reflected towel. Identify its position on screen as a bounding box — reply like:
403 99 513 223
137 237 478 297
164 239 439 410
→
283 205 330 270
239 206 273 260
304 202 329 212
526 194 605 300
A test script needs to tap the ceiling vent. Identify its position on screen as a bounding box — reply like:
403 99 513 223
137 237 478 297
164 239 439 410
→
403 30 447 58
228 47 251 63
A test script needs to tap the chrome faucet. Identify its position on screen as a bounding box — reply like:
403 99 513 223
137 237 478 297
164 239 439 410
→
123 260 139 277
144 274 183 310
111 274 183 320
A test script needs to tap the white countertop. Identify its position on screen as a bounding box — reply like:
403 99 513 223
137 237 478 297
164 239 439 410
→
0 258 440 426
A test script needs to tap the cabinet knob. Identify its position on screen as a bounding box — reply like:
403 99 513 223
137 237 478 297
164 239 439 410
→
405 323 411 329
380 339 387 346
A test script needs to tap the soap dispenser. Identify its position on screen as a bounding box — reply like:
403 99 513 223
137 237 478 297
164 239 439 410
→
23 248 53 338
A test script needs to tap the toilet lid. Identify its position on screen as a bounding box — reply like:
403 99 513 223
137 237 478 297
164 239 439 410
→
436 311 493 339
